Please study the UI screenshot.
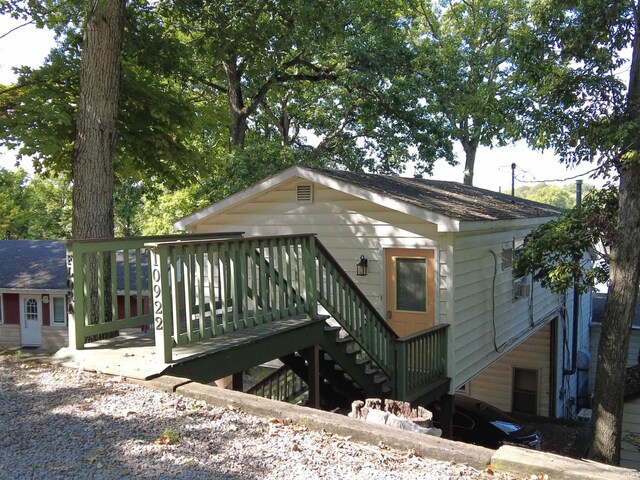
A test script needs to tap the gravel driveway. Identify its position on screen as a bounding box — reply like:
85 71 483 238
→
0 354 515 480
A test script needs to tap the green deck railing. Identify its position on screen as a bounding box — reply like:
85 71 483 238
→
65 233 242 349
67 232 448 400
66 237 152 348
394 324 449 399
145 234 317 361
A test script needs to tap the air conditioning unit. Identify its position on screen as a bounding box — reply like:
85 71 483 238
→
514 277 531 299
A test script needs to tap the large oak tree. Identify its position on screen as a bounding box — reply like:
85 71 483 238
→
515 0 639 464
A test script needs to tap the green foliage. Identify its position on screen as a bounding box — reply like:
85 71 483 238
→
515 187 618 293
139 185 209 235
514 183 594 209
0 168 72 239
26 173 73 239
0 168 30 239
0 1 209 186
407 0 530 183
514 0 632 169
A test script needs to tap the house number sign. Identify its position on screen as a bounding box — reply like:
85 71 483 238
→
152 254 163 331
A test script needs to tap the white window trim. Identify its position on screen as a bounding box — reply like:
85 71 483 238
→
50 295 67 327
0 293 3 324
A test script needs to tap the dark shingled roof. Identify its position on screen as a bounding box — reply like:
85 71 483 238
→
309 167 563 221
0 240 67 290
0 240 149 292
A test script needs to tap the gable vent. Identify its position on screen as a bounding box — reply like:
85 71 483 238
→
296 184 313 203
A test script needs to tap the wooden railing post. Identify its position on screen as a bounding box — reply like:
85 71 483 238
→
66 242 85 350
394 340 408 400
150 246 173 363
304 235 318 319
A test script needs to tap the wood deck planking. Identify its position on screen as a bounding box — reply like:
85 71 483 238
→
53 314 319 381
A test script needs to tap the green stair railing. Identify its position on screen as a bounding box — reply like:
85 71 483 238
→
246 366 308 402
314 241 396 376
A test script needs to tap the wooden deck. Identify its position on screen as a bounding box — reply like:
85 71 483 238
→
53 315 325 381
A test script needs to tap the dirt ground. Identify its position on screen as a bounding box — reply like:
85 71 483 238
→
519 416 591 458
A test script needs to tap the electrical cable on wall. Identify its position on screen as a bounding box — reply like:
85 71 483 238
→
489 250 556 354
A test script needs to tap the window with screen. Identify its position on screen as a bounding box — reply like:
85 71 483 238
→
51 296 66 326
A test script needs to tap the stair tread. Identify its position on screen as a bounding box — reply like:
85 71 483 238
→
324 325 341 333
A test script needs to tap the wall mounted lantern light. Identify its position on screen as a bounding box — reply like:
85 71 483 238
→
356 255 368 276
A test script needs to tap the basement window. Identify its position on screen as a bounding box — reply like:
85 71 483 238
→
513 368 538 415
296 184 313 203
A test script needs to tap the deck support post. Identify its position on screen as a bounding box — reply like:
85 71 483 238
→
232 372 243 391
440 393 455 439
305 344 321 409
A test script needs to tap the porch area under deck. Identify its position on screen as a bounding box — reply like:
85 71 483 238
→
62 233 450 408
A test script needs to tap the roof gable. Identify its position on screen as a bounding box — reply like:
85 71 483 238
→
175 166 562 232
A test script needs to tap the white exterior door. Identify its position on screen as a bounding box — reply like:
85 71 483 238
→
20 295 42 347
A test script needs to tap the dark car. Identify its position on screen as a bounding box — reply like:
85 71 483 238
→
431 395 541 450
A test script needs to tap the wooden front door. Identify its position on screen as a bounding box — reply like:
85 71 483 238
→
385 248 435 336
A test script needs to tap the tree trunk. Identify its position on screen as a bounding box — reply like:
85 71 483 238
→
224 56 248 151
461 136 479 186
588 4 640 464
72 0 126 328
589 164 640 464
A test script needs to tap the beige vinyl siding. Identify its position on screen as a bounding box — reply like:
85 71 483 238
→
191 180 450 324
0 324 67 350
452 230 560 389
0 324 20 347
465 324 552 416
622 397 640 470
40 326 68 350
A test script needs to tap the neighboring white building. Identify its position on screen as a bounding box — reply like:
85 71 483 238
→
591 294 640 470
175 166 591 418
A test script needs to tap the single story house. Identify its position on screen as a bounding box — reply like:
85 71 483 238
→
174 166 591 418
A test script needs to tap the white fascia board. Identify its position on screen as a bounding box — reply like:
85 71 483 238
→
293 168 459 230
174 166 307 230
0 289 67 294
174 165 459 231
454 215 558 233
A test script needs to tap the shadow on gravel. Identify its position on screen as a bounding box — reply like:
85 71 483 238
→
0 356 257 480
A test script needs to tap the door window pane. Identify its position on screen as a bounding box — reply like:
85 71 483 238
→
396 258 427 312
25 298 38 321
